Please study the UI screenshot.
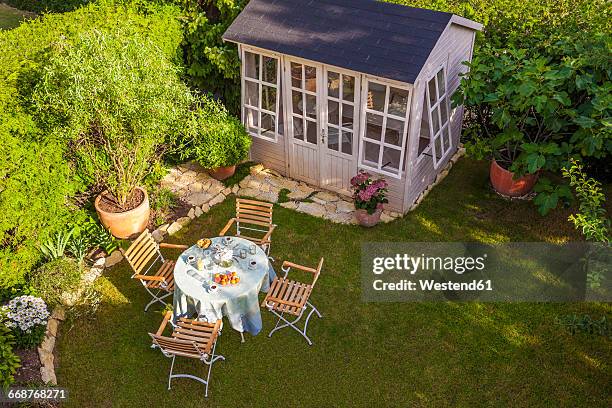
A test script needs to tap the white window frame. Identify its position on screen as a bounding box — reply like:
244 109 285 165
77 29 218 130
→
358 77 412 179
240 46 282 142
323 67 360 157
426 66 452 168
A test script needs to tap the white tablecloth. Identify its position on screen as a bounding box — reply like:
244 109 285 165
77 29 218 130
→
172 236 276 335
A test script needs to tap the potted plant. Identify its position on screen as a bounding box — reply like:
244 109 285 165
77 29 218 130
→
350 171 388 227
453 46 591 200
33 31 196 238
179 97 251 180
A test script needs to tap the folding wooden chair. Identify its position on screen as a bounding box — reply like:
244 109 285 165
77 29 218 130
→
219 198 276 256
121 230 188 311
261 258 323 345
149 311 224 398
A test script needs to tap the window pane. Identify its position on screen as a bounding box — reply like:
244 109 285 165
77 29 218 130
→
364 141 380 164
385 118 404 147
418 94 430 155
244 52 259 79
262 85 276 112
327 71 340 98
432 106 440 134
439 99 448 124
343 75 355 102
366 113 383 141
292 91 302 114
437 69 446 96
293 116 303 140
367 82 386 112
328 100 339 125
245 80 259 107
341 104 354 129
428 78 437 106
261 113 275 139
382 147 401 172
306 120 317 144
304 65 317 92
327 127 339 151
388 87 409 117
305 94 316 119
444 127 452 152
262 56 277 84
246 108 259 134
342 130 353 155
291 63 302 88
434 135 443 159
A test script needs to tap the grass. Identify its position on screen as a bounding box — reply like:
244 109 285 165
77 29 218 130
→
0 3 35 30
56 160 611 407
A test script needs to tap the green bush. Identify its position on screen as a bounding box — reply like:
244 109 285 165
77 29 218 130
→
30 258 82 307
0 324 20 388
0 1 184 289
181 0 245 113
4 0 90 13
176 96 251 169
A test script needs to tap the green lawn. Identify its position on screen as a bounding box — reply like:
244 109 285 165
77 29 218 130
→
57 160 611 407
0 3 34 30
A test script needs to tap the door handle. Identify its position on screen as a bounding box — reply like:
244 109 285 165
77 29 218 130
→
321 129 326 144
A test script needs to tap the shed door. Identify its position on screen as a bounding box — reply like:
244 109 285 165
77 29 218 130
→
284 59 321 185
320 68 360 194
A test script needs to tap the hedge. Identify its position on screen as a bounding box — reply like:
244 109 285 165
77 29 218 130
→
0 0 184 288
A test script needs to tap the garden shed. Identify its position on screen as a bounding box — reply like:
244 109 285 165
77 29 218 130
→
223 0 482 212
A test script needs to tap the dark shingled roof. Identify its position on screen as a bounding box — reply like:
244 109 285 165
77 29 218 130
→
223 0 455 84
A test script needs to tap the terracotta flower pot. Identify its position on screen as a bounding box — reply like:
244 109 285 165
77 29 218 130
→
209 165 236 181
94 186 150 239
354 208 383 227
490 159 538 197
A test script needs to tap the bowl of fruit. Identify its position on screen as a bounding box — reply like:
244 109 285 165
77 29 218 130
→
214 272 240 286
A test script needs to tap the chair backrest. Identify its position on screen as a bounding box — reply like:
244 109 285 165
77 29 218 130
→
236 198 273 234
149 333 204 359
121 230 163 277
312 258 324 288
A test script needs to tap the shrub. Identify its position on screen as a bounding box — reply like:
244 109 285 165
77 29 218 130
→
181 0 245 112
30 258 82 307
1 295 50 349
32 28 195 209
4 0 90 13
454 33 611 214
0 0 184 289
176 96 251 169
0 324 20 388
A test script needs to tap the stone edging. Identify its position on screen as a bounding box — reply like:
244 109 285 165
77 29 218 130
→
37 253 122 385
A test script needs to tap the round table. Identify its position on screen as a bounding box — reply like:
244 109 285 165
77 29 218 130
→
172 236 276 336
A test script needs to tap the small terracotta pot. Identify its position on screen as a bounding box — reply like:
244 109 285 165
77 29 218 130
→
354 208 383 227
490 159 538 197
209 165 236 181
95 187 150 239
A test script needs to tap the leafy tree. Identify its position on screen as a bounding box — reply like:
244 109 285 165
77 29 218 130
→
32 29 195 209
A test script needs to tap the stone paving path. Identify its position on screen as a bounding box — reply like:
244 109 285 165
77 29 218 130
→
153 146 464 241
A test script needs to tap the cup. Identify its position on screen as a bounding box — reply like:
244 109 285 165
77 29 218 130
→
187 255 195 264
249 260 257 270
249 244 257 255
239 249 247 259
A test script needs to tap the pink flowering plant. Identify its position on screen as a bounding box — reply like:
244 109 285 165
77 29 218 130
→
350 171 388 214
1 295 49 349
